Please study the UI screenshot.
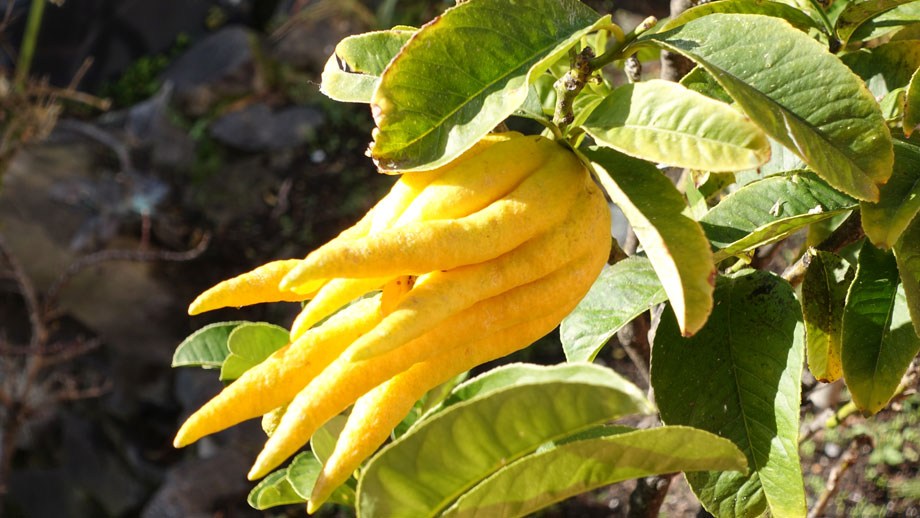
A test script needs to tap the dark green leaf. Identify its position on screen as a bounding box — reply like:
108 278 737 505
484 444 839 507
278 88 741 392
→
836 0 920 46
842 240 920 414
320 29 415 103
640 13 894 201
585 146 715 336
560 257 668 362
699 172 857 261
652 270 806 518
357 363 652 518
861 139 920 248
894 214 920 336
369 0 607 171
172 321 246 368
583 80 770 171
440 426 747 518
802 250 855 382
840 40 920 98
680 66 733 104
219 322 289 381
247 467 304 510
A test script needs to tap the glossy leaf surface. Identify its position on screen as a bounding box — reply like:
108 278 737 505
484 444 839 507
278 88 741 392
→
640 14 893 201
440 426 747 518
842 241 920 414
836 0 919 46
583 80 770 172
172 321 245 368
700 172 857 261
357 363 652 518
652 270 806 518
560 256 668 362
370 0 606 171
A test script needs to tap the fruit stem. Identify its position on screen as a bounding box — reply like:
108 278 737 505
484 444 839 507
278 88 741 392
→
587 16 658 72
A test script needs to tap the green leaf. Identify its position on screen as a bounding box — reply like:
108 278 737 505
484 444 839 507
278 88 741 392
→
861 139 920 248
583 80 770 172
836 0 920 47
320 29 415 103
842 240 920 414
699 172 857 261
894 214 920 336
802 250 855 382
849 1 920 41
356 363 653 518
840 40 920 98
219 322 289 381
585 146 715 336
879 87 907 120
369 0 607 171
247 467 305 510
514 74 557 120
659 0 818 32
311 414 348 465
680 66 733 105
171 321 246 368
640 13 894 201
439 425 747 518
905 67 920 137
287 451 357 508
560 256 668 362
651 270 806 518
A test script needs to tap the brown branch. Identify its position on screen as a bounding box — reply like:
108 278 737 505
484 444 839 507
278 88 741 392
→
0 232 43 348
52 379 112 403
43 232 211 312
806 434 872 518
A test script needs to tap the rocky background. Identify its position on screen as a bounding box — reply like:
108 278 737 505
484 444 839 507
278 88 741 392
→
0 1 917 518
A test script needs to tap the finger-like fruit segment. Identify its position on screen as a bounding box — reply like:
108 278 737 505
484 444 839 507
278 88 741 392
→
173 295 382 448
348 179 608 360
281 147 586 287
308 302 580 511
247 237 610 480
188 259 311 315
290 277 389 340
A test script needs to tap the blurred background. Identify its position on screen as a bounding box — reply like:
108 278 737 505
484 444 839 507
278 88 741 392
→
0 1 917 517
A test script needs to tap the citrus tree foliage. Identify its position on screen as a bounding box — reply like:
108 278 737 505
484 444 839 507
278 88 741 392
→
173 0 920 516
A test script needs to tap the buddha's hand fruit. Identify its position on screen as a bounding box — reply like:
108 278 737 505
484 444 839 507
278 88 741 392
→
173 132 612 511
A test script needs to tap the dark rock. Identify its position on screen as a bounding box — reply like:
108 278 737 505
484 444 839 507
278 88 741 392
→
161 25 261 116
271 14 367 72
208 102 324 151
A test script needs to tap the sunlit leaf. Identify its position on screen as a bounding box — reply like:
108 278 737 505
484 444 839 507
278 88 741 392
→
583 80 770 171
219 322 289 381
440 426 747 518
369 0 608 171
247 466 304 510
652 270 806 518
660 0 818 32
842 240 920 415
560 256 668 362
311 414 347 465
849 1 920 41
802 250 854 382
861 139 920 248
357 363 652 518
320 29 415 103
585 146 715 336
640 13 894 201
172 321 246 368
287 451 356 507
700 172 856 261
